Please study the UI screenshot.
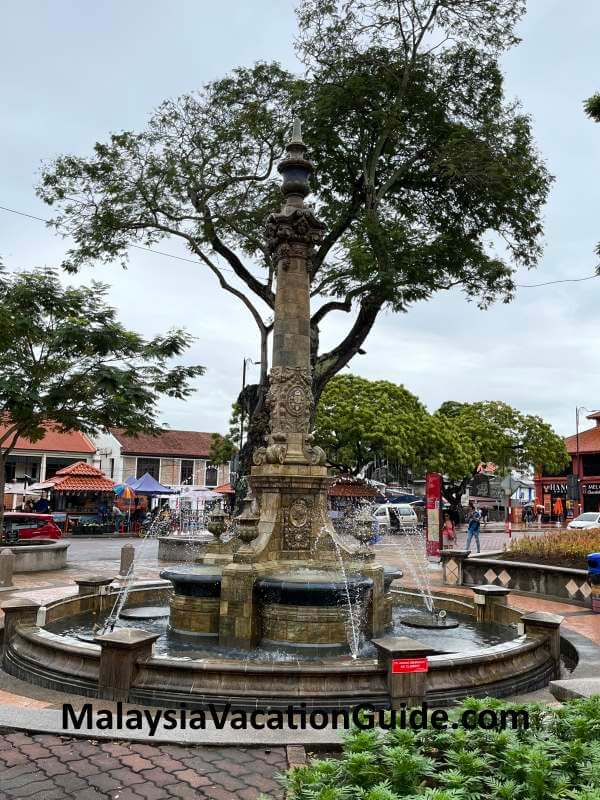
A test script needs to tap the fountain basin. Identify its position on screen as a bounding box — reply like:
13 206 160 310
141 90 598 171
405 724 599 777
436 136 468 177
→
160 567 223 638
401 612 460 630
256 572 373 607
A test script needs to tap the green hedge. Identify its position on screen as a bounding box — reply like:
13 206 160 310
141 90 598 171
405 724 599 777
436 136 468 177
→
266 697 600 800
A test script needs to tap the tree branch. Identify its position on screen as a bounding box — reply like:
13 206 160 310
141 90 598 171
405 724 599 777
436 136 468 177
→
193 198 275 308
313 292 385 402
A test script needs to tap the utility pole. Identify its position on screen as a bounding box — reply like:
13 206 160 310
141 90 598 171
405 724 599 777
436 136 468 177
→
239 357 261 451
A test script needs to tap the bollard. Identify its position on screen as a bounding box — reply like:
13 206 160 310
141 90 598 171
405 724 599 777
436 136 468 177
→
95 628 160 701
471 585 511 624
372 635 436 709
119 544 135 578
521 611 564 678
440 549 470 587
0 548 15 588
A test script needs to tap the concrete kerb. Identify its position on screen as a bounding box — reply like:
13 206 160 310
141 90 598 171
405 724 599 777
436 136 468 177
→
0 705 345 747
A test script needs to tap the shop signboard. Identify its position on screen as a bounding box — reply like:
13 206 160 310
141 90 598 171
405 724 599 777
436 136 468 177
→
543 494 552 515
425 472 442 559
582 483 600 495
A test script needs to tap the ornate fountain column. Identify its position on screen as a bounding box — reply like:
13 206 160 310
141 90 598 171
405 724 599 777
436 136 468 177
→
217 120 385 649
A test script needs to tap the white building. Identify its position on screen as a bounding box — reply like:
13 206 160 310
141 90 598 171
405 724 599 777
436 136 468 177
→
93 428 230 492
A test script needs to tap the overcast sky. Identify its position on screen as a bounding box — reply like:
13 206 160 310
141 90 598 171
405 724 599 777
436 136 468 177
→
1 0 599 438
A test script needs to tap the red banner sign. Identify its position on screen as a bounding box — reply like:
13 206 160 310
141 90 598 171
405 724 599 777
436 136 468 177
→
425 472 442 558
391 658 429 674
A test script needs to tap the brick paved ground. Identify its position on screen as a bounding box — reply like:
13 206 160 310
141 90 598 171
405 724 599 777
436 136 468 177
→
0 733 286 800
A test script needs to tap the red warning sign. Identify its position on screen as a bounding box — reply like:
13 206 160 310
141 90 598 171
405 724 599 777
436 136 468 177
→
391 658 429 673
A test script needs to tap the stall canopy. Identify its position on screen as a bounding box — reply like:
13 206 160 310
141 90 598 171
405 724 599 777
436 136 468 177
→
181 488 219 501
126 472 178 495
49 462 115 493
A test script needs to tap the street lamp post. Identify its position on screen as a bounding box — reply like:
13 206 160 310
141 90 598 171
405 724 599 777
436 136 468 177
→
239 357 261 452
575 406 592 516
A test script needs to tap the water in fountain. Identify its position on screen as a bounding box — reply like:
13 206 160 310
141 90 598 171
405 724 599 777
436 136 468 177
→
313 525 363 659
98 513 167 635
395 525 435 614
345 500 436 616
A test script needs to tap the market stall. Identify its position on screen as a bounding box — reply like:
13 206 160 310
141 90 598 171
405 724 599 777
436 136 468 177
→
46 462 116 535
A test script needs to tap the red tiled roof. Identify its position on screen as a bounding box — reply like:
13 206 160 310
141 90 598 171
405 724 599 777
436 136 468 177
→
0 423 95 454
565 426 600 455
48 461 114 493
213 483 235 494
51 476 115 492
54 462 105 477
111 428 215 458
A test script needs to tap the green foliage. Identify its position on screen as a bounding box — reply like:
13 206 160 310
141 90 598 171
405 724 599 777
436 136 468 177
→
0 267 203 515
37 0 551 404
315 374 476 477
435 400 569 503
585 93 600 123
273 698 600 800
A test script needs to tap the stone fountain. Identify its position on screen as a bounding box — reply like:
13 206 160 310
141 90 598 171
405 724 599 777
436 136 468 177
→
1 120 561 712
160 119 387 654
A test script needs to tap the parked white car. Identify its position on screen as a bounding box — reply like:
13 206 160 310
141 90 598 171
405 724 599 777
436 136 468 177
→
374 503 419 534
567 512 600 530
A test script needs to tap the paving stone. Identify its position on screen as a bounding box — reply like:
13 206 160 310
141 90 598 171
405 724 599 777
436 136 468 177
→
100 741 132 757
173 767 213 788
69 757 102 777
139 766 176 787
164 783 205 800
133 783 174 800
130 742 160 757
35 755 71 775
109 767 146 786
121 754 155 772
4 779 62 797
202 786 235 800
151 753 187 773
86 771 124 793
0 723 287 799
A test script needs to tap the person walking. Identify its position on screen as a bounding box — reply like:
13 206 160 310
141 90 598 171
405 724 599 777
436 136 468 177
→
466 510 481 553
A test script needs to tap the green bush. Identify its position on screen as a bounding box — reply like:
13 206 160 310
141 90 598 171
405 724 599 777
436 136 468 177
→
266 698 600 800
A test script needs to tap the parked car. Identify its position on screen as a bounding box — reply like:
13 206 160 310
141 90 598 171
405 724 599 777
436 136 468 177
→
374 503 419 534
2 512 62 543
567 512 600 530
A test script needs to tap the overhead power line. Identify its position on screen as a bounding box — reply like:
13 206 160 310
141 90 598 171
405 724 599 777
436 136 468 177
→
1 202 599 289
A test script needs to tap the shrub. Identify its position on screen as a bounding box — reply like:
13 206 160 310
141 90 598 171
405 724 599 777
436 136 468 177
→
509 529 600 567
269 698 600 800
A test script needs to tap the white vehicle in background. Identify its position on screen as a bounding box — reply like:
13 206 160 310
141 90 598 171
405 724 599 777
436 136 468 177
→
374 503 419 534
567 512 600 530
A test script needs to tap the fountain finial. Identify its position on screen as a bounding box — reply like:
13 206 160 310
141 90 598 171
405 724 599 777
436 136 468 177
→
277 115 312 204
291 117 303 145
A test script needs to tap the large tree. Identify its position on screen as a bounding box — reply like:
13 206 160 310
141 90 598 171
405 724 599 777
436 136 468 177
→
38 0 550 471
0 267 203 528
435 400 569 511
315 373 476 479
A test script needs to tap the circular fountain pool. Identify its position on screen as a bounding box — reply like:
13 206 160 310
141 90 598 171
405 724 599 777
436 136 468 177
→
1 583 566 710
49 603 516 661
